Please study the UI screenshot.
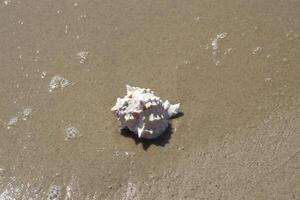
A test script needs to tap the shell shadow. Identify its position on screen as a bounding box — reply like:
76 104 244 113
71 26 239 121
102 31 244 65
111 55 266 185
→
120 125 173 151
120 111 184 151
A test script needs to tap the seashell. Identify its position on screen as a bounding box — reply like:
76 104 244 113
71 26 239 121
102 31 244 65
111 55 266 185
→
111 85 180 139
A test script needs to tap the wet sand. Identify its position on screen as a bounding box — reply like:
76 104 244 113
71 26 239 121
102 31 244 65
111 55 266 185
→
0 0 300 199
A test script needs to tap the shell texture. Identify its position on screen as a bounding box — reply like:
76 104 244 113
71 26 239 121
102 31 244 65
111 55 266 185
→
111 85 180 139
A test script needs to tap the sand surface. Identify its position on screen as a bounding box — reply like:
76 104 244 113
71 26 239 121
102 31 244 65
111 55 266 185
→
0 0 300 199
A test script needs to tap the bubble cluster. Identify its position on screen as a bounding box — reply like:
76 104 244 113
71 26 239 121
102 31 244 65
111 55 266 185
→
76 51 89 64
7 108 32 129
212 33 227 50
7 116 18 128
64 126 80 141
47 185 62 200
49 75 71 92
211 32 228 66
21 108 32 120
252 46 262 54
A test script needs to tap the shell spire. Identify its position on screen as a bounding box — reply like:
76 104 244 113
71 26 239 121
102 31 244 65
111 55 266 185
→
126 85 135 94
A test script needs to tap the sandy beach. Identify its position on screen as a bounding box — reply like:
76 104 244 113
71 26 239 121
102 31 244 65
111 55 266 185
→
0 0 300 199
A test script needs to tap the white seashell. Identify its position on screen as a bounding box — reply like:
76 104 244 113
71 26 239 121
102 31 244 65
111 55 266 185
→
111 85 180 139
